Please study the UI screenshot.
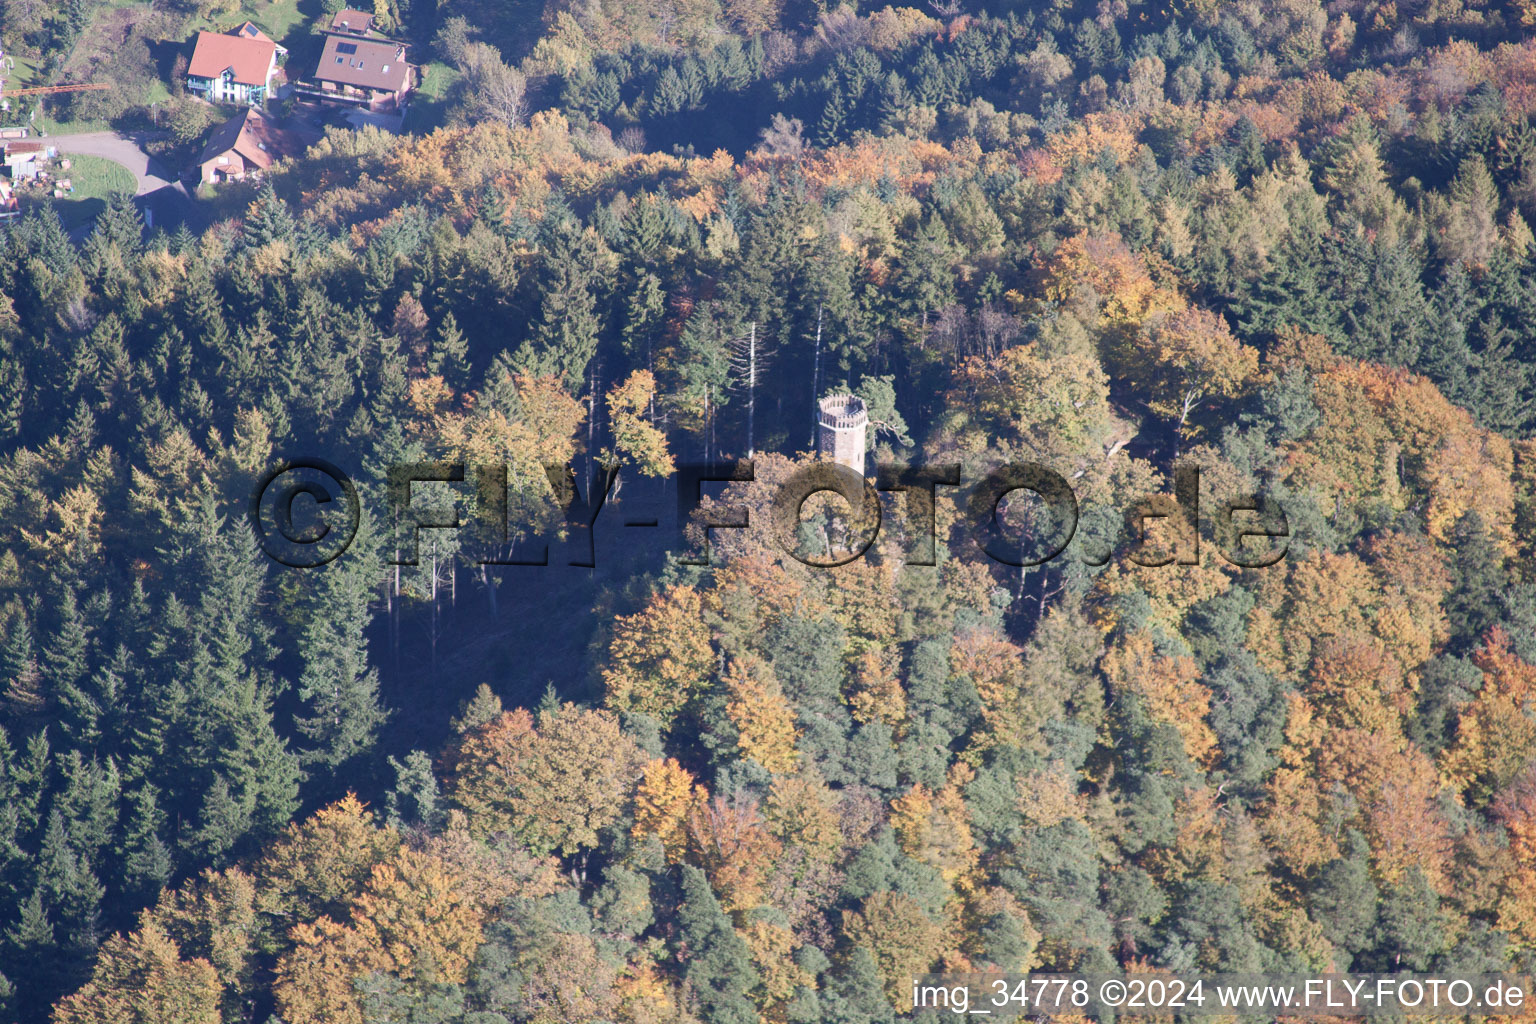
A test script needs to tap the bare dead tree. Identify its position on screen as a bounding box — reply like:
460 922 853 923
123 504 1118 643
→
727 321 773 458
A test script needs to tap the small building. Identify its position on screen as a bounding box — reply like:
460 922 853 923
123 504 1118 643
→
231 21 272 44
186 28 278 106
197 107 300 184
231 21 290 56
310 35 412 112
328 9 378 35
3 141 46 181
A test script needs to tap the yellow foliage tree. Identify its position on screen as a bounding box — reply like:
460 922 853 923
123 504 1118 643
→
273 916 381 1024
256 793 402 923
632 757 702 861
602 585 715 727
273 848 486 1024
764 769 843 862
949 628 1028 752
1100 631 1217 767
890 762 980 884
841 891 950 1004
349 848 486 983
451 703 646 855
148 867 260 1000
606 369 675 478
849 645 907 731
741 915 810 1007
724 655 800 774
1137 306 1258 434
53 920 222 1024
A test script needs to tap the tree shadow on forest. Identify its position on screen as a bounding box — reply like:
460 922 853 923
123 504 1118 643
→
374 476 680 764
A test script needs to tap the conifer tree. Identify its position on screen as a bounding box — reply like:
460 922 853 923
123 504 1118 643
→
2 612 45 719
241 184 298 251
295 517 388 773
428 312 470 392
820 946 894 1024
677 865 760 1024
115 796 168 912
43 590 90 731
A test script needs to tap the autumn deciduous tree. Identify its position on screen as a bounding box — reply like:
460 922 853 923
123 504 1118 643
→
603 586 715 727
841 891 950 1004
147 867 261 1005
349 848 486 983
256 794 402 924
1035 232 1181 337
741 913 809 1009
1138 306 1258 435
1305 636 1406 735
724 654 800 774
1442 629 1536 804
443 707 536 835
1493 770 1536 946
606 369 675 478
890 761 980 884
849 645 907 731
451 703 646 857
632 757 701 861
1100 631 1217 767
937 343 1114 474
950 628 1029 753
52 920 222 1024
764 769 842 862
273 915 380 1024
273 848 485 1024
686 792 783 912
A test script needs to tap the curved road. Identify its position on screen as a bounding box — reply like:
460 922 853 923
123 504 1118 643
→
51 131 175 194
47 130 203 234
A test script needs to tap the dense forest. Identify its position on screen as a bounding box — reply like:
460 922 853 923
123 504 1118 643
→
5 0 1536 1020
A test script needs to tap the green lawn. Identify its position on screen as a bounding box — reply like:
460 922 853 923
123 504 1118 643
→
248 0 310 40
21 153 137 230
2 54 42 90
33 113 114 136
176 0 325 75
404 62 460 134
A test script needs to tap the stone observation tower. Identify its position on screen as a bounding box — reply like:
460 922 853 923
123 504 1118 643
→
817 394 869 476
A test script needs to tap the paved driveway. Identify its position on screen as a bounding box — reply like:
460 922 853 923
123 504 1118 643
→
50 131 176 195
48 130 205 234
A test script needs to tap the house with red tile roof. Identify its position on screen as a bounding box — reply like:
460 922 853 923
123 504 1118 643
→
197 107 302 184
186 26 278 107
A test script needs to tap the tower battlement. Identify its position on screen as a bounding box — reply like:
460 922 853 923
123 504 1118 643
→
817 394 868 475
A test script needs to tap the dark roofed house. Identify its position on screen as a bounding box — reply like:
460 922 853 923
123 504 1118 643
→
311 35 413 112
198 107 301 184
329 9 377 36
186 28 278 106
